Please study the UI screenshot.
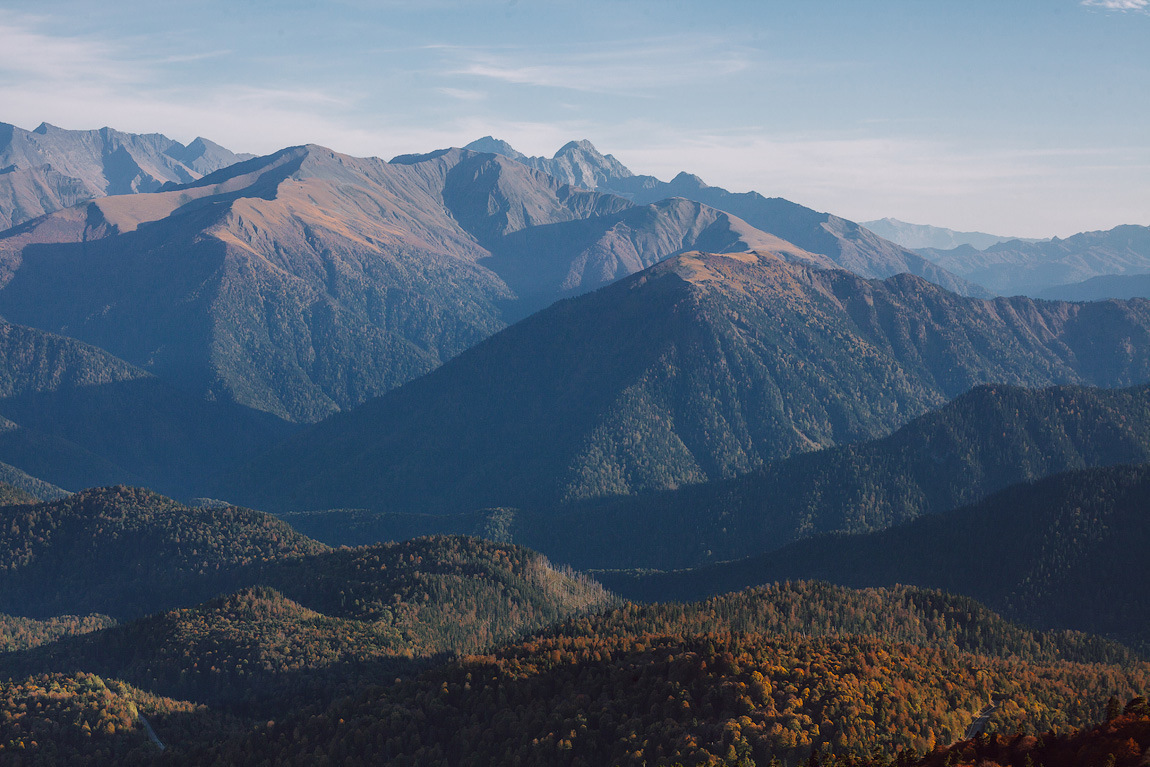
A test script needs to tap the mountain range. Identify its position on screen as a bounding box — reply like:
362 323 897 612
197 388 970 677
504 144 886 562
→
465 137 988 298
919 224 1150 297
3 121 1150 766
0 141 840 426
0 121 251 231
220 249 1150 517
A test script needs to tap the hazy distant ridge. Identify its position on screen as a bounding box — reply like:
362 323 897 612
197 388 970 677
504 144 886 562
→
919 224 1150 296
861 217 1036 250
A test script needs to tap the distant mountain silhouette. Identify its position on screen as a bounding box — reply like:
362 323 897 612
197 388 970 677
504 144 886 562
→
920 224 1150 296
1039 270 1150 301
861 217 1037 250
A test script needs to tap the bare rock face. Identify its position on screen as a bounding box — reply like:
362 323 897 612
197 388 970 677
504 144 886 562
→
0 121 252 231
464 137 634 191
461 137 990 298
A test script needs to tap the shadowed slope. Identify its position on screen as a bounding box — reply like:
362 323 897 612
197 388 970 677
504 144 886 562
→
0 318 292 495
515 382 1150 570
607 463 1150 647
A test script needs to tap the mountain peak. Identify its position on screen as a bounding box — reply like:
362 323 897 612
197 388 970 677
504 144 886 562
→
669 171 707 190
555 139 601 157
463 136 525 160
458 137 635 189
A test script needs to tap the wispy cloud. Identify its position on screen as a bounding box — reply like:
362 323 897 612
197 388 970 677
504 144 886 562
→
1081 0 1148 10
155 50 232 65
440 38 755 96
437 87 487 101
0 12 140 84
0 11 367 154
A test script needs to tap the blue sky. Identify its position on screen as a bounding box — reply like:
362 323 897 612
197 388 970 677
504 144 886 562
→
0 0 1146 237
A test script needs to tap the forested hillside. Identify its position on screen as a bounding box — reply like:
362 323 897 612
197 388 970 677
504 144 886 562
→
0 486 326 619
605 463 1150 648
918 698 1150 767
2 520 1145 766
547 582 1141 667
511 382 1150 569
223 250 1150 515
0 613 115 653
0 672 203 766
165 589 1149 766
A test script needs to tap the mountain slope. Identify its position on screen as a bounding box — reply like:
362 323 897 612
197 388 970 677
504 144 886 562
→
185 588 1148 767
608 463 1150 646
920 224 1150 296
0 121 250 231
0 486 328 619
0 144 806 423
221 250 1150 515
512 382 1150 569
0 461 69 502
1039 271 1150 301
2 537 612 711
465 137 988 297
0 318 292 495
